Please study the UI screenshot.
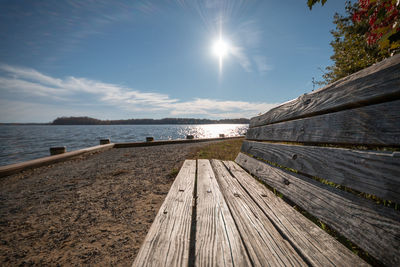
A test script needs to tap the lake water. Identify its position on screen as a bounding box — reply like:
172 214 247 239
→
0 124 248 166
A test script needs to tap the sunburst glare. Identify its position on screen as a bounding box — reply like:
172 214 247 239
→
212 38 229 58
212 35 231 74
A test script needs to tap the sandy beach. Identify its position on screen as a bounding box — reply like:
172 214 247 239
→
0 141 221 266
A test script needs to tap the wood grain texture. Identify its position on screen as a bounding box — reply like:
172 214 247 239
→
250 54 400 128
241 140 400 203
235 153 400 267
132 160 195 267
211 159 307 266
195 159 251 267
224 160 368 266
246 100 400 146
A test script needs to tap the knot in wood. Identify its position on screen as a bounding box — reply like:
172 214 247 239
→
292 154 298 160
303 98 311 105
163 210 168 214
233 193 240 198
179 189 185 192
283 178 290 185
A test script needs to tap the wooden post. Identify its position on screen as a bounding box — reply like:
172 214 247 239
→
146 137 154 142
186 135 194 140
50 146 66 155
100 138 110 145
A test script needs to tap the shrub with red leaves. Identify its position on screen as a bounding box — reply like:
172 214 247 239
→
352 0 399 48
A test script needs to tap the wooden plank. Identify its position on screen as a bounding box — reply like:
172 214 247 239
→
241 140 400 203
235 153 400 266
224 160 368 266
211 159 307 266
250 54 400 128
132 160 195 267
246 100 400 146
195 159 251 266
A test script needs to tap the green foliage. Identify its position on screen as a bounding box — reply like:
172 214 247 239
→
307 0 327 10
353 0 400 53
310 1 400 84
322 1 391 83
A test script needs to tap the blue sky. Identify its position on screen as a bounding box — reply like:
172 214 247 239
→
0 0 348 123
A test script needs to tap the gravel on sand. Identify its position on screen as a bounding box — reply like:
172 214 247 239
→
0 141 217 266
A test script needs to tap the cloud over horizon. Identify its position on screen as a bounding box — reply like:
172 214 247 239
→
0 64 277 122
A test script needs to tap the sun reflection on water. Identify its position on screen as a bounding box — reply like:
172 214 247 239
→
0 124 248 166
177 124 247 139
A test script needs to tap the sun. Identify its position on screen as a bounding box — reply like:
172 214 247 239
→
212 38 230 58
212 37 230 73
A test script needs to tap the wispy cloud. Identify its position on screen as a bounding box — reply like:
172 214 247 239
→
0 1 140 64
226 19 274 74
0 64 277 120
229 41 273 74
230 46 252 72
253 55 273 73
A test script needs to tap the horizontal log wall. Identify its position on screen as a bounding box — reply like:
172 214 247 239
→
241 140 400 203
235 153 400 266
250 54 400 127
239 55 400 266
246 100 400 146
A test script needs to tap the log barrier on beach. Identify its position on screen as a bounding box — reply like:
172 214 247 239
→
0 136 244 178
99 138 111 145
49 146 66 155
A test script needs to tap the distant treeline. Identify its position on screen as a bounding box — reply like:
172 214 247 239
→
52 116 250 125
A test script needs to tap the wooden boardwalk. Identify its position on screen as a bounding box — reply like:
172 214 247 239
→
132 159 367 267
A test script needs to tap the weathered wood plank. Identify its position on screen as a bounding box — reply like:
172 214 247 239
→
241 140 400 203
211 159 307 266
250 54 400 128
235 153 400 266
195 159 251 266
132 160 195 267
246 100 400 146
224 160 368 266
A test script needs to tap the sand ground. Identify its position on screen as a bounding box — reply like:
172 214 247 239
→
0 141 215 266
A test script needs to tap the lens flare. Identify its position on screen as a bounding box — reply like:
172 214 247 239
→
212 38 229 58
212 35 230 75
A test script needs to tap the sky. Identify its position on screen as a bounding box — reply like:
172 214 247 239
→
0 0 349 123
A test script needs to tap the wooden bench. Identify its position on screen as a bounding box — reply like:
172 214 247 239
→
133 54 400 267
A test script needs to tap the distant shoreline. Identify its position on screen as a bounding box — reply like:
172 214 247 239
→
1 116 250 125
